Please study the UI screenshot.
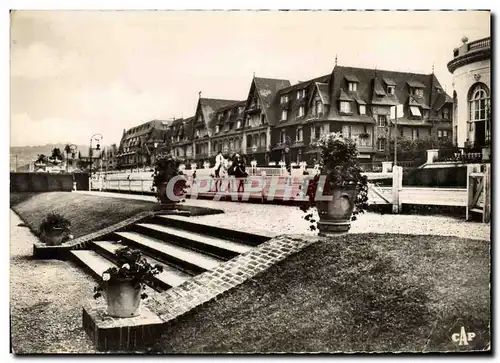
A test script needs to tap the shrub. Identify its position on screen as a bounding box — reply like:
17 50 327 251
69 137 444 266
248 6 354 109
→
39 211 71 235
300 133 369 230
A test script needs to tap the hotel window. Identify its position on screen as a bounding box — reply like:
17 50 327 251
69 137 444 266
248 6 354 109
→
377 115 387 127
236 120 242 129
469 84 489 121
400 128 404 137
387 86 395 95
340 101 352 113
411 128 419 140
281 110 288 121
359 105 366 115
297 89 305 99
313 125 323 140
298 106 305 117
261 114 266 124
215 125 220 133
342 125 351 139
348 82 358 92
315 101 323 116
442 108 450 120
196 130 200 138
281 95 288 103
377 138 386 152
410 106 422 117
280 130 286 144
239 106 244 114
296 127 303 142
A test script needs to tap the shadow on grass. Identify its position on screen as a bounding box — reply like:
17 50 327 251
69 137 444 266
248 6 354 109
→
151 233 490 353
10 192 41 208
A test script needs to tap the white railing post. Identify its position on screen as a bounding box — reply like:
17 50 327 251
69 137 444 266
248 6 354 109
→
392 166 403 213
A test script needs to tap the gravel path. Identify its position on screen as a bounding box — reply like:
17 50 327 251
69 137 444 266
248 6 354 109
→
76 191 491 241
10 210 97 354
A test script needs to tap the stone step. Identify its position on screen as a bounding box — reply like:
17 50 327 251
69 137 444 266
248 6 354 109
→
135 223 252 258
154 214 273 246
115 231 222 273
92 241 192 289
70 250 116 278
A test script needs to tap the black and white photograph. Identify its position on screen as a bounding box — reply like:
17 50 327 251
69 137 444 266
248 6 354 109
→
8 9 491 354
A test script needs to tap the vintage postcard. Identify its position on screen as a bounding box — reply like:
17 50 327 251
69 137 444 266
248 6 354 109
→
9 9 491 354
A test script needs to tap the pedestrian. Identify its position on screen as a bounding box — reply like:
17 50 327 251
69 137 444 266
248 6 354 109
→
234 154 247 193
214 150 224 192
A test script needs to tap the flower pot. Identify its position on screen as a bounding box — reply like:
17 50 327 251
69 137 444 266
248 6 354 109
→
41 227 66 246
316 186 359 235
157 182 179 210
106 279 141 318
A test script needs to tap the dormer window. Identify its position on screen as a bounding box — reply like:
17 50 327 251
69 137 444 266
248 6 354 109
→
215 125 220 133
217 113 222 121
410 88 424 97
236 120 242 129
409 106 422 117
340 101 352 114
297 89 306 99
281 95 289 103
359 105 366 115
281 109 288 121
387 86 395 95
238 106 244 114
442 108 450 120
348 82 358 92
315 101 323 116
196 130 200 138
298 106 305 117
198 115 203 122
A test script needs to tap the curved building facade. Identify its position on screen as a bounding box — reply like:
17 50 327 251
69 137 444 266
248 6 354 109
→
447 36 491 149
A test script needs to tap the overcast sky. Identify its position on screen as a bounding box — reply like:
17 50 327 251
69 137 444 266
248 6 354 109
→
10 10 490 147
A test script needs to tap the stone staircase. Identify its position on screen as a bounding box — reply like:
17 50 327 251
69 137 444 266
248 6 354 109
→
70 213 274 351
71 214 268 292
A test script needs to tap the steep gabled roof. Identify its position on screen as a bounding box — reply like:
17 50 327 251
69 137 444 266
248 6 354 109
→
329 66 437 120
248 77 291 126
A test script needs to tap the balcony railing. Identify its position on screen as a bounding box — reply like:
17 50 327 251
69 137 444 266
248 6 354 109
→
246 104 261 113
468 38 490 52
434 147 486 163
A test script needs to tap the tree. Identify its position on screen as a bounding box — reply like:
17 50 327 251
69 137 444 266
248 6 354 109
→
51 148 64 161
35 154 47 164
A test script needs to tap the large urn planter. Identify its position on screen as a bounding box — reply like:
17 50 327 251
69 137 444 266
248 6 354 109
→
157 182 179 210
40 227 67 246
316 187 359 235
106 278 142 318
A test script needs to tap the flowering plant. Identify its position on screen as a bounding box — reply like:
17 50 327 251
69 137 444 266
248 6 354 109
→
300 132 369 230
39 211 71 235
93 246 163 300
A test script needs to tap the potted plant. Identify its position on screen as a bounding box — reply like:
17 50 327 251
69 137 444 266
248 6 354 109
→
38 212 71 246
152 151 187 209
300 132 369 235
93 246 163 318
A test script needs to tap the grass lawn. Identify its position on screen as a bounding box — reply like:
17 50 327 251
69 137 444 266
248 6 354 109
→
10 192 157 239
152 233 490 353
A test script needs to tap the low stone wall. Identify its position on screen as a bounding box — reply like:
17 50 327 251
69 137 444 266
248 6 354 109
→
10 173 74 192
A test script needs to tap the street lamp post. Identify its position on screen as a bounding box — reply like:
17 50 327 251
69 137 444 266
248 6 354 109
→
89 133 103 191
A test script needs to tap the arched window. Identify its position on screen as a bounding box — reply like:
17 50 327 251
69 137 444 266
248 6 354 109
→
469 84 490 121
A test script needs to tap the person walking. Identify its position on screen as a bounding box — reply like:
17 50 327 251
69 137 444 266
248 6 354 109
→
214 150 224 192
234 154 247 193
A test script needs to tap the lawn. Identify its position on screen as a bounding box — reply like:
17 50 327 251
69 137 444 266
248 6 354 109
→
152 233 490 353
10 192 157 239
